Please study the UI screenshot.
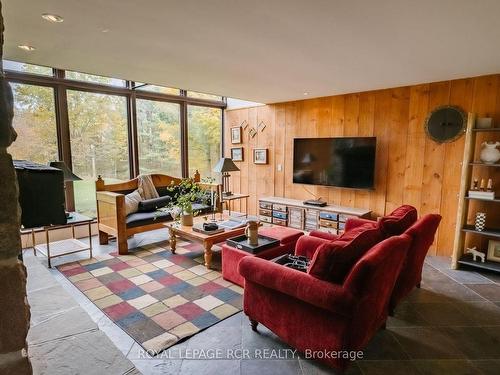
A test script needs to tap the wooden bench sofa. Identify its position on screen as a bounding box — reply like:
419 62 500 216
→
95 172 222 255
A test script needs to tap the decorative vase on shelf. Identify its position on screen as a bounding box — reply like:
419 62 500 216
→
479 141 500 164
475 212 486 232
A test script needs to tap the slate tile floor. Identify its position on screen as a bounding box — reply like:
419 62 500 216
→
25 229 500 375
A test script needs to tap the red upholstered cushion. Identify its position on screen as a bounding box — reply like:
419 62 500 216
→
259 226 304 245
379 205 417 236
307 223 384 284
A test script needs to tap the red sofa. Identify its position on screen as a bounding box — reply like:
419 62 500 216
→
238 234 412 371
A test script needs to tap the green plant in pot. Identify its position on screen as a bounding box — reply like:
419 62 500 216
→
167 178 212 226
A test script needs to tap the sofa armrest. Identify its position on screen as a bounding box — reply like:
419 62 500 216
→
238 257 354 316
96 191 126 232
345 217 376 232
295 235 332 258
309 230 339 241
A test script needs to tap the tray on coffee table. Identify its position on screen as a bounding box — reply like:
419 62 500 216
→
226 234 280 254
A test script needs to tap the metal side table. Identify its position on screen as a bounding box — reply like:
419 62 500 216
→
30 212 93 268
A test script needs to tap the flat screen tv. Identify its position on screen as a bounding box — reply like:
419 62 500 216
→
293 137 376 189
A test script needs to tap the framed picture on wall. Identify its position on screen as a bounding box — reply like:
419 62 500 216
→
253 148 268 164
231 127 242 144
487 240 500 263
231 147 244 162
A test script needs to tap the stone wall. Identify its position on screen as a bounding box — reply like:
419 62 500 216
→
0 1 32 373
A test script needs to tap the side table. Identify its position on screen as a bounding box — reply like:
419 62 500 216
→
222 193 250 217
30 212 93 268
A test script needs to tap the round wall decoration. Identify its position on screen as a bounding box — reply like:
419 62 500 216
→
424 105 466 143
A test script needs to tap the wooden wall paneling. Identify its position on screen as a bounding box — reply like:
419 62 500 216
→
354 91 376 210
233 109 247 212
247 107 258 215
437 79 473 255
315 97 334 203
293 99 319 200
327 96 346 205
402 84 429 212
274 103 286 197
224 110 240 211
224 74 500 256
283 102 299 199
420 81 451 254
341 94 360 207
255 105 275 209
384 87 410 214
370 89 392 218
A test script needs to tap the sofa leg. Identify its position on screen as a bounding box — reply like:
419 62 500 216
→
250 319 259 332
389 308 395 317
416 282 421 289
99 230 109 245
380 321 387 330
118 238 128 255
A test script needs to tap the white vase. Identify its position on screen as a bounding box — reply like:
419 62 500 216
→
480 141 500 164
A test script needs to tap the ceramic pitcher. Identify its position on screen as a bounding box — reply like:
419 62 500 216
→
480 141 500 164
245 220 261 246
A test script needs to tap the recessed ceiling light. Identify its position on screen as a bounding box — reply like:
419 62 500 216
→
101 29 110 33
18 45 36 51
303 92 309 96
42 13 64 23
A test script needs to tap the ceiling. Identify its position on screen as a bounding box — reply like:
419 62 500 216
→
3 0 500 103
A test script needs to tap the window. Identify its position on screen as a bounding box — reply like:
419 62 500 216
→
65 71 126 86
4 60 53 76
9 83 58 163
134 83 180 96
137 99 181 176
187 91 222 101
187 105 222 179
67 91 129 217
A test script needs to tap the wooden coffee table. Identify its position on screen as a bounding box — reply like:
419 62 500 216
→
164 217 245 269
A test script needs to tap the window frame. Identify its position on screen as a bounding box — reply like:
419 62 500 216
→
5 66 226 212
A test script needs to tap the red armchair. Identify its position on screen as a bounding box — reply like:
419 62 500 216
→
389 214 442 313
297 205 417 260
238 234 412 371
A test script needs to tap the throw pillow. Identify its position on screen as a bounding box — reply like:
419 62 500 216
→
125 190 142 215
308 223 384 284
379 205 417 236
138 196 172 212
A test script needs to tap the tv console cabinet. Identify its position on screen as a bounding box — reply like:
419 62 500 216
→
259 196 372 235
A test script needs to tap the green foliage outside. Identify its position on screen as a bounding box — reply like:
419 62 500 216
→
8 63 221 218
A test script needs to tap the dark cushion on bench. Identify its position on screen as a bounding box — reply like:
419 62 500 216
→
138 196 172 213
126 210 173 228
126 203 212 228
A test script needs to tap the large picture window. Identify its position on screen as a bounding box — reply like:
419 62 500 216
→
67 90 129 216
9 83 58 164
137 99 181 177
187 106 222 179
5 63 225 216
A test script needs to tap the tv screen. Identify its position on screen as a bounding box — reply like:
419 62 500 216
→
293 137 376 189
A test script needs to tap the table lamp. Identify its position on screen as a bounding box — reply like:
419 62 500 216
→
213 157 239 196
49 161 81 218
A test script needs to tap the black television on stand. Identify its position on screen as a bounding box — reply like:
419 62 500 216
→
293 137 376 203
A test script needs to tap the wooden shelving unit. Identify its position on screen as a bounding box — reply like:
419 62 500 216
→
451 116 500 272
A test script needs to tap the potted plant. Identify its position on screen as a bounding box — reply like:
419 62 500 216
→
167 178 213 226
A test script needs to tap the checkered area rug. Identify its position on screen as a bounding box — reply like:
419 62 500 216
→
57 240 243 353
